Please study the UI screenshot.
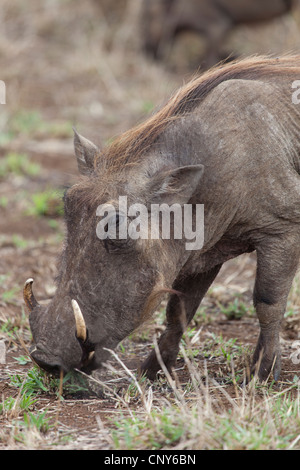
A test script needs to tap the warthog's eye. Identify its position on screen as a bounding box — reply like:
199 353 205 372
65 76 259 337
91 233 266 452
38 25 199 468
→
101 212 132 253
103 212 126 235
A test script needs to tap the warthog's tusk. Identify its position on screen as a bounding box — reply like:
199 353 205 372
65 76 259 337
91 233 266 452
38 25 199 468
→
88 351 95 361
23 278 40 312
72 299 87 342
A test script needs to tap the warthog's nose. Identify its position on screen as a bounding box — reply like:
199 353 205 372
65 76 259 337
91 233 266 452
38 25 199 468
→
30 346 62 375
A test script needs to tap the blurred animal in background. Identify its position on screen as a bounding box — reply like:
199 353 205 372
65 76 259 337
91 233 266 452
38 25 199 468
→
141 0 295 69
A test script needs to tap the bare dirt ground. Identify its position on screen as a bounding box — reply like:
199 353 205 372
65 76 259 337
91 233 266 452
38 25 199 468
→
1 0 300 450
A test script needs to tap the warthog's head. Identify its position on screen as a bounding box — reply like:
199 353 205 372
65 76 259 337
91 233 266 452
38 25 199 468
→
24 130 203 374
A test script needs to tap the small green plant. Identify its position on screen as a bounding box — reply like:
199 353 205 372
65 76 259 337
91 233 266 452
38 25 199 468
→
0 152 40 178
11 234 29 249
12 411 52 445
9 110 42 136
0 395 37 416
10 368 52 396
10 366 90 398
217 297 252 320
180 327 201 358
14 355 31 365
193 305 212 324
61 371 91 396
141 100 155 114
201 333 251 383
22 410 51 434
1 286 19 304
27 190 64 217
47 218 60 230
0 397 16 415
111 407 189 450
7 109 73 139
0 196 8 207
0 306 29 340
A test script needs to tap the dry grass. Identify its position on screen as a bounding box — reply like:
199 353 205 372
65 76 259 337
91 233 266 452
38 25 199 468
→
0 0 179 147
72 340 300 451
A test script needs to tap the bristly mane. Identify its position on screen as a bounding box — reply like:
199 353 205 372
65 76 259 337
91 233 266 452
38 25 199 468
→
97 55 300 172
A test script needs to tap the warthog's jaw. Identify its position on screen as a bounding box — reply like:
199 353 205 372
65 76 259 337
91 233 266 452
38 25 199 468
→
29 342 95 376
23 279 95 374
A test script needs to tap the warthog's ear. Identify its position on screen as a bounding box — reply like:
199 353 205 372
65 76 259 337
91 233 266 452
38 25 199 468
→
147 164 204 205
73 128 99 175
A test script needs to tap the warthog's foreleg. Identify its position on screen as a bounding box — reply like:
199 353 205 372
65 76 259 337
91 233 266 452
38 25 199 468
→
251 231 300 381
140 264 222 380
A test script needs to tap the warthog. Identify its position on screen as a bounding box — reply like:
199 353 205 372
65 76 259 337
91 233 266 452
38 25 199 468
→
25 56 300 382
141 0 294 68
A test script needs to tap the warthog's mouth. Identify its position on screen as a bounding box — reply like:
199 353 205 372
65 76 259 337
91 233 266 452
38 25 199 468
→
23 278 95 374
29 344 64 375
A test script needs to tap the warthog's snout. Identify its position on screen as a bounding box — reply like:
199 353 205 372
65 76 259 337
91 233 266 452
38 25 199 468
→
24 279 95 374
30 344 63 375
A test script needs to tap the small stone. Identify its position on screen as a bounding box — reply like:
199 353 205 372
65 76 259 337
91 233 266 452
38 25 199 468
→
0 340 6 364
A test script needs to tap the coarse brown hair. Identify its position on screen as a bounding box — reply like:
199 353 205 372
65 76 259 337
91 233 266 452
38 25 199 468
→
98 55 300 172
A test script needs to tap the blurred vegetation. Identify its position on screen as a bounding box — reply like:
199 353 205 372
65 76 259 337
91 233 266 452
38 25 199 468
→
0 152 40 178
